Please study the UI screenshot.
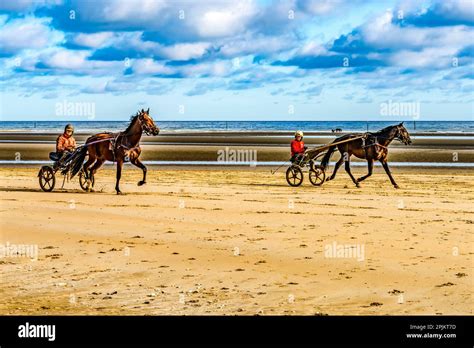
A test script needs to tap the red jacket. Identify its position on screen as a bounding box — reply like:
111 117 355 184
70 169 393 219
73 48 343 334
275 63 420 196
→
56 133 76 153
291 139 305 157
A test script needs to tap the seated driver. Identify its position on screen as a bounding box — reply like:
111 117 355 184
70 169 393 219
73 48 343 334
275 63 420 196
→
290 130 307 163
56 124 77 165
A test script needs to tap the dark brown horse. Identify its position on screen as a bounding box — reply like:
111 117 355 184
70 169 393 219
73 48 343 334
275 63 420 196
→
75 108 159 194
320 123 411 188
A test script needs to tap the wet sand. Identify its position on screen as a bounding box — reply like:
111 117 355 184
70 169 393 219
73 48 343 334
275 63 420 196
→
0 131 473 163
0 166 472 315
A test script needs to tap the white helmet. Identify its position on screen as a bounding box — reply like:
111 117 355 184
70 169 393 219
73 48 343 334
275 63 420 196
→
295 130 304 137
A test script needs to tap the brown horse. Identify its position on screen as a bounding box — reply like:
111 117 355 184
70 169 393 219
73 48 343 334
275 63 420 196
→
75 108 160 194
320 123 411 188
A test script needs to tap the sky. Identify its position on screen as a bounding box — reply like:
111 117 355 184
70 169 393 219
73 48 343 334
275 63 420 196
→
0 0 473 121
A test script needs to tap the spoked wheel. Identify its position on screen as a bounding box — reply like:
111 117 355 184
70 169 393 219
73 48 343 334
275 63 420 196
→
79 170 94 191
286 166 303 187
38 166 56 192
309 165 326 186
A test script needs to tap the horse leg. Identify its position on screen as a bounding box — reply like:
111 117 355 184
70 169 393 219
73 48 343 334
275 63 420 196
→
357 159 373 183
83 154 95 179
326 156 344 181
131 158 147 186
89 158 105 188
344 156 360 187
90 158 104 176
380 160 399 188
115 159 124 194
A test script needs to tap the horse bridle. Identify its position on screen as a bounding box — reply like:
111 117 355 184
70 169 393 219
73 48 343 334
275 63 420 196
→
137 113 156 136
393 125 410 144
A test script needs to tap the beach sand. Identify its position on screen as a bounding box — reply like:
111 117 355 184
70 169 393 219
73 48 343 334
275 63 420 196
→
0 165 472 315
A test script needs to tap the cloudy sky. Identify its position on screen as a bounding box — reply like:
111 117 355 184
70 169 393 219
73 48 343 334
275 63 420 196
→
0 0 473 121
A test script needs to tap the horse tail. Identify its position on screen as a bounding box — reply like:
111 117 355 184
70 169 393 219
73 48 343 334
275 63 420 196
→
70 146 88 178
320 144 337 169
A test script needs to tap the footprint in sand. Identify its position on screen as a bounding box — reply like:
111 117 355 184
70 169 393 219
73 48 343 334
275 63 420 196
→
369 302 383 307
388 289 404 295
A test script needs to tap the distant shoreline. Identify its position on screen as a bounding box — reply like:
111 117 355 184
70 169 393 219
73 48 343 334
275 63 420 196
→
1 120 472 135
1 131 474 138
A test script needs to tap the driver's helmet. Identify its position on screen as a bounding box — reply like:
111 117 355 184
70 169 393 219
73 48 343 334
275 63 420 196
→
64 124 74 134
295 130 304 138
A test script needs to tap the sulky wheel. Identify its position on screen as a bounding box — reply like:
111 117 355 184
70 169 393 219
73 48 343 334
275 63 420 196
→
309 165 325 186
286 165 303 187
38 166 56 192
79 170 94 192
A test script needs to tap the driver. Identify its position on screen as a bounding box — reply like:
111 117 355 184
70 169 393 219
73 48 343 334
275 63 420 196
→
56 124 77 165
290 130 307 163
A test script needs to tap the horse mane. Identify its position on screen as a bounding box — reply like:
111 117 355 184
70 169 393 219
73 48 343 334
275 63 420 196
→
373 124 398 136
125 111 141 133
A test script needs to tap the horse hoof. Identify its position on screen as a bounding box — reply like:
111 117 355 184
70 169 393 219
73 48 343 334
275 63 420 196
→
355 183 360 188
116 191 123 195
138 181 146 186
394 185 400 189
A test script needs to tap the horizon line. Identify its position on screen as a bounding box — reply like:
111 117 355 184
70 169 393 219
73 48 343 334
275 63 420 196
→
1 119 473 122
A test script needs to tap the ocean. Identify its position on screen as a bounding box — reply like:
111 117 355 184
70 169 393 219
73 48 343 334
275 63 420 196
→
0 120 473 133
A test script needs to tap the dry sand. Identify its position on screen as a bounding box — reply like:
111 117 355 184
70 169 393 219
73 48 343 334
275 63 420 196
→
0 165 472 315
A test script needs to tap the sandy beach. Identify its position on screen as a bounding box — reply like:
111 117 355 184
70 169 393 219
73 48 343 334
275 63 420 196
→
0 165 472 315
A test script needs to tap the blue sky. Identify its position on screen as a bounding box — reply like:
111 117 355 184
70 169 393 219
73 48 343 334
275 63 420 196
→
0 0 473 121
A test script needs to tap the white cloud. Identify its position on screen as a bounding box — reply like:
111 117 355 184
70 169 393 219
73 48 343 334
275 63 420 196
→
195 1 257 38
35 49 124 76
41 50 89 69
102 0 169 22
181 60 234 77
298 41 329 56
298 0 344 15
73 32 114 48
389 47 460 69
0 16 63 54
219 34 293 57
159 42 211 61
361 11 474 51
131 58 174 75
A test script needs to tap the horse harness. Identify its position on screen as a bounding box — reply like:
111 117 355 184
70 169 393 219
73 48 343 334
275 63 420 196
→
361 133 389 160
107 132 140 163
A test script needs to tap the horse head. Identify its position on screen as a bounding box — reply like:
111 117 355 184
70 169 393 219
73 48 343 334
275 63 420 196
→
396 122 411 145
138 108 160 136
